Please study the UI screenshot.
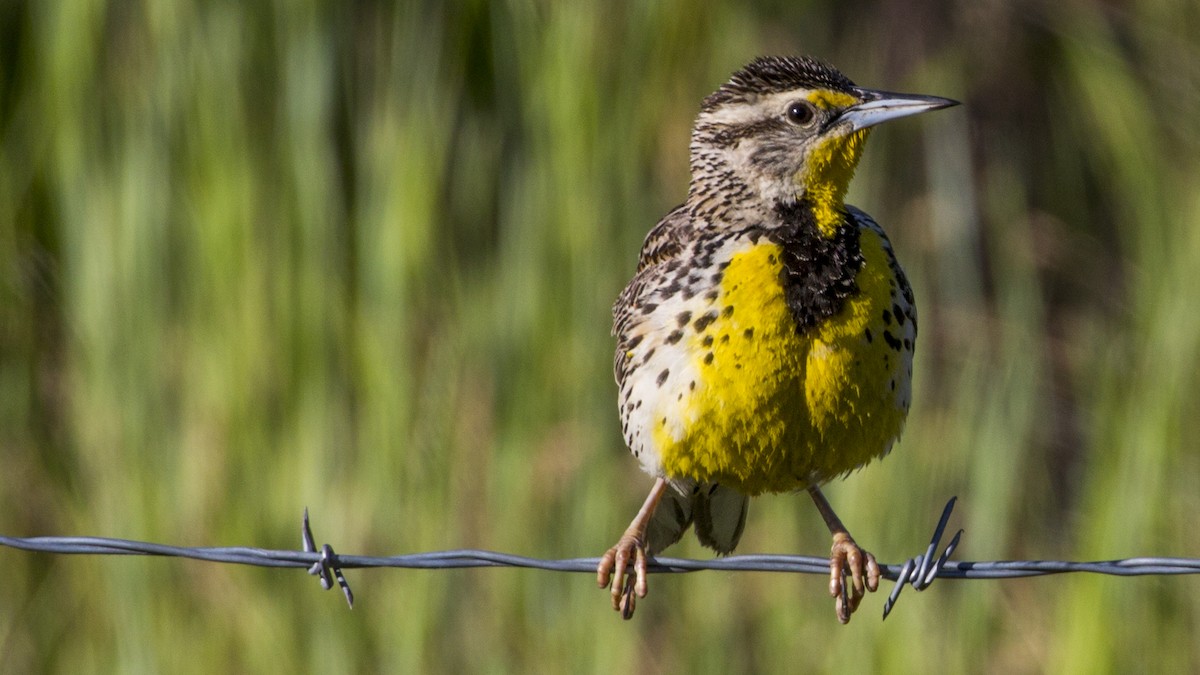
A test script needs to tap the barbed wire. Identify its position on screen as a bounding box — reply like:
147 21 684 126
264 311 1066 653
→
2 498 1198 620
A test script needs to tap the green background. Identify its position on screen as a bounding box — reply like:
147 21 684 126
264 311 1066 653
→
3 1 1199 672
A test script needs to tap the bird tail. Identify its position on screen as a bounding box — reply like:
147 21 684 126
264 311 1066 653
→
645 482 749 556
645 484 693 556
694 483 749 554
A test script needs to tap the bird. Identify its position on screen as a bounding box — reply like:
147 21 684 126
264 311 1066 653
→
596 55 957 623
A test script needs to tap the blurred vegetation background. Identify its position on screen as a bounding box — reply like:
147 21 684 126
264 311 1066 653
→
2 0 1199 672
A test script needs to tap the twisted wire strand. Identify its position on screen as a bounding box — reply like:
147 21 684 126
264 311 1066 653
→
3 498 1198 619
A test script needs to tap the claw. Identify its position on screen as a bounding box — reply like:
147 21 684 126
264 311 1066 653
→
597 532 649 619
597 477 668 620
828 531 880 624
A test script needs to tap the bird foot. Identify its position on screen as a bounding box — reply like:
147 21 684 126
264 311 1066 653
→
597 531 649 619
828 531 881 624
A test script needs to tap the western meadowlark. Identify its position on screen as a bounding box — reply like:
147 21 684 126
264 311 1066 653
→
596 56 957 623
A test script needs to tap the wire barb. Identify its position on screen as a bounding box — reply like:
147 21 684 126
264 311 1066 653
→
302 508 354 608
882 497 963 620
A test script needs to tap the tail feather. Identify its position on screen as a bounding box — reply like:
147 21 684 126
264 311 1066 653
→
645 484 694 556
694 483 749 554
644 481 750 556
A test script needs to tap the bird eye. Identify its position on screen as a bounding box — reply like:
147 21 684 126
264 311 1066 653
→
785 101 816 126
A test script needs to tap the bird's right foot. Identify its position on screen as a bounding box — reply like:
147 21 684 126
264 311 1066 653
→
597 531 649 619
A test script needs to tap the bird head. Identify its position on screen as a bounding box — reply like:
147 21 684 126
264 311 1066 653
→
687 56 957 235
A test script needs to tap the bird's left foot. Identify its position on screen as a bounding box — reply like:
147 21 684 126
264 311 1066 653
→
828 531 881 624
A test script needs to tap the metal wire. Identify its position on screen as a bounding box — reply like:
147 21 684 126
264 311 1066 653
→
3 497 1198 620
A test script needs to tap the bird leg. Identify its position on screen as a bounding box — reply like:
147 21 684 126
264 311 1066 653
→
808 485 881 624
597 476 669 619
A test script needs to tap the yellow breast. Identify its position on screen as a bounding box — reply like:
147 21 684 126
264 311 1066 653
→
653 227 911 495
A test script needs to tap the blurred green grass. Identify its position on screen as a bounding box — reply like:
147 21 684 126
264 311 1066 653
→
2 1 1199 672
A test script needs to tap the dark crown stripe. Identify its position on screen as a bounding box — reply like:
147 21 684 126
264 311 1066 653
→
702 56 857 111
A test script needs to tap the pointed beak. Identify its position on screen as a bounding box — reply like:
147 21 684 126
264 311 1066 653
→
832 88 959 133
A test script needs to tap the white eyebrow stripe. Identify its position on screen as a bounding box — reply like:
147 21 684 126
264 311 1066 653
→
700 91 808 126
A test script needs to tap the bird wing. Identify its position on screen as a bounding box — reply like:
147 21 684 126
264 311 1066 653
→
634 202 690 272
611 204 691 387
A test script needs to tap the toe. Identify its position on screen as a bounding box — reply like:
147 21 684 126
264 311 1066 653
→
865 553 881 592
633 543 649 598
836 592 851 624
619 577 637 619
596 548 616 588
845 546 865 596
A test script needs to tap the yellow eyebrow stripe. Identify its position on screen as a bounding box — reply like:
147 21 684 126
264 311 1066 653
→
806 90 858 110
